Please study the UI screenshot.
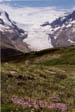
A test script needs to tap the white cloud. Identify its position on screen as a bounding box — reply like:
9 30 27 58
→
0 4 65 25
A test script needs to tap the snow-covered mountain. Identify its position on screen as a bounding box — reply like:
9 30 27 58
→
50 10 75 28
41 10 75 48
0 11 30 56
0 6 65 51
0 9 75 55
23 10 75 50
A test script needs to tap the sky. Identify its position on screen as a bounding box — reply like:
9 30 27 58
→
0 0 75 9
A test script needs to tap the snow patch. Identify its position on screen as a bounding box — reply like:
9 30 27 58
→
68 39 75 44
66 23 72 28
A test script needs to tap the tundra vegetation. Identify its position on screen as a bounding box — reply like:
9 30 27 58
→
1 46 75 112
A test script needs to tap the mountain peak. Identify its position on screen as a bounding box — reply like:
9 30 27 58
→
50 10 75 28
0 10 13 26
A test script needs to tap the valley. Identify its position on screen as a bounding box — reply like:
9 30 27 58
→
0 3 75 112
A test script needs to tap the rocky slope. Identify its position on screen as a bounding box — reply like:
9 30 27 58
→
41 10 75 47
0 11 30 57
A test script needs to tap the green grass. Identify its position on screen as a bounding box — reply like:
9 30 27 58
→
1 104 62 112
1 45 75 112
1 104 35 112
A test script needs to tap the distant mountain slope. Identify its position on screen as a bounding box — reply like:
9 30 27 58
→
41 10 75 48
23 10 75 50
0 11 30 57
50 10 75 28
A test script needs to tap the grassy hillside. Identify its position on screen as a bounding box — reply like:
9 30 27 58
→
1 46 75 112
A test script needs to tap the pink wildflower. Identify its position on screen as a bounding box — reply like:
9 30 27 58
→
48 103 55 109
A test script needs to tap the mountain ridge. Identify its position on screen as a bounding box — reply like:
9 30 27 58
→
41 10 75 48
0 10 30 57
